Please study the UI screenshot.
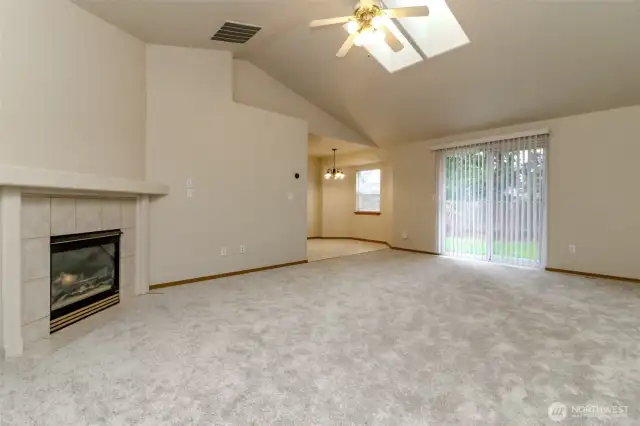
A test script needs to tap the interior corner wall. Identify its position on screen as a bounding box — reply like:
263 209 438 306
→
145 45 308 284
321 162 393 243
307 157 322 237
232 60 369 145
0 0 147 179
392 105 640 279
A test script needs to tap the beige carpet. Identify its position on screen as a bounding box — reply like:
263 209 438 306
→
1 250 639 425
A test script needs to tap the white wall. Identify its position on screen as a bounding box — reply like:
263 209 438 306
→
392 105 640 279
0 0 147 179
233 60 369 145
307 157 322 237
146 46 308 284
321 162 393 243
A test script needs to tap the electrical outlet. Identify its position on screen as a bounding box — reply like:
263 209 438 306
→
569 244 576 254
240 245 246 254
187 189 194 198
401 231 408 240
220 246 227 256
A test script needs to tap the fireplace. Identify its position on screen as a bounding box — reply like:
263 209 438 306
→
50 230 122 333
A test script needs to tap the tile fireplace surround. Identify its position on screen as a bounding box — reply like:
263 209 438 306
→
0 166 168 358
22 196 134 342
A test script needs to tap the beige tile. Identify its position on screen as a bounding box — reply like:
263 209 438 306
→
121 199 136 228
121 228 136 257
22 237 50 281
22 316 50 345
120 255 136 301
51 198 76 236
307 239 388 262
102 199 122 230
22 277 50 325
21 196 51 239
76 199 102 233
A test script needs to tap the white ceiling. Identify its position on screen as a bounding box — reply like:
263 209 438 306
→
73 0 640 147
307 134 374 157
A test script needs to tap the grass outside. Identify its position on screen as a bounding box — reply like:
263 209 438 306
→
445 238 537 260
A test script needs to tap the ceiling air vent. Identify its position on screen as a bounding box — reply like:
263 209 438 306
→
211 21 262 44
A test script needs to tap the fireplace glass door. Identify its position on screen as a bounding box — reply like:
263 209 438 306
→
50 230 121 332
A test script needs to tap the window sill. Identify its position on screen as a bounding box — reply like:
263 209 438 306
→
354 211 381 216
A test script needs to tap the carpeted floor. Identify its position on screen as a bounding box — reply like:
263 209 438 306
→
1 250 639 425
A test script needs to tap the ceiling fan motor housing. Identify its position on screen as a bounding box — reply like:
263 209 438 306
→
353 4 382 31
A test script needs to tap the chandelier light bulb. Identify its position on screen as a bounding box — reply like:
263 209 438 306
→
324 170 332 180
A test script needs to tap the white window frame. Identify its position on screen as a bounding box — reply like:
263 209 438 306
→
355 168 382 214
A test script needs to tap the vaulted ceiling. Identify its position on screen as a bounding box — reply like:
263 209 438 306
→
73 0 640 148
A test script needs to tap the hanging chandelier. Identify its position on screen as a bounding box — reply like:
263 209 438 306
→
324 148 345 180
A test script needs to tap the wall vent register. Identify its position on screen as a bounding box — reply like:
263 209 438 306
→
211 21 262 44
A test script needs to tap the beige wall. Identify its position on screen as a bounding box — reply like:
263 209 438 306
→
321 162 393 243
392 105 640 279
232 60 368 145
307 157 322 237
146 46 308 284
0 0 146 179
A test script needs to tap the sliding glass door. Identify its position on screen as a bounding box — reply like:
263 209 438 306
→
437 134 548 267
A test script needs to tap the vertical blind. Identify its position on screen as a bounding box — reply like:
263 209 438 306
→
436 133 548 267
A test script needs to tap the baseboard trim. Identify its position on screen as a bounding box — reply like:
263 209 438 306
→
150 260 309 290
545 267 640 284
389 246 439 256
352 237 390 246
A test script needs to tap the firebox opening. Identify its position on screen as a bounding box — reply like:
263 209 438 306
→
50 230 122 333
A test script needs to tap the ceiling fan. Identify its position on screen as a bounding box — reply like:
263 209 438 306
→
309 1 429 58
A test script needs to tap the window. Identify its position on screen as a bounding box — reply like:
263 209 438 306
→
356 169 381 214
436 133 548 267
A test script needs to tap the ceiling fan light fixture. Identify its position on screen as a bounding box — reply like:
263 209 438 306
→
371 15 384 29
309 1 429 59
354 27 384 47
347 20 360 35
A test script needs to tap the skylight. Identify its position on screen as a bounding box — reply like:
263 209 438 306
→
385 0 469 59
344 0 469 73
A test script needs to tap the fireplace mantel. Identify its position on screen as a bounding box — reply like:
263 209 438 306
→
0 166 164 358
0 165 168 195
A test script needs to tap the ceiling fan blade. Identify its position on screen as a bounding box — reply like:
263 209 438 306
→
310 16 351 28
336 34 356 58
382 24 404 52
383 6 429 19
